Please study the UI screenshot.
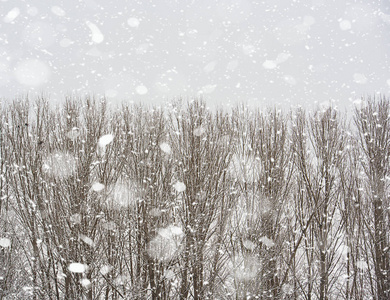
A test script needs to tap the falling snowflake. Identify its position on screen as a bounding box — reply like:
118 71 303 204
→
148 235 179 261
86 21 104 43
106 181 140 208
80 278 91 289
164 269 175 280
70 213 82 224
100 265 113 275
193 126 206 137
159 142 171 154
203 61 217 73
275 52 291 64
259 236 275 248
114 275 130 285
98 134 114 147
158 225 184 239
262 60 277 70
127 17 140 28
339 19 352 30
0 237 11 248
149 208 163 217
353 73 367 84
338 244 350 260
3 7 20 23
79 235 95 247
147 226 184 262
231 254 259 281
282 283 294 295
242 239 256 251
60 38 73 47
226 60 239 71
356 260 368 270
169 225 184 236
66 127 80 140
91 182 105 192
173 181 186 193
68 263 87 273
135 85 148 95
57 272 66 280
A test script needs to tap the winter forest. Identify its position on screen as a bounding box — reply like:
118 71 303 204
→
0 96 389 299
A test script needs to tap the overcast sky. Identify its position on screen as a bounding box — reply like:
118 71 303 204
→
1 0 389 109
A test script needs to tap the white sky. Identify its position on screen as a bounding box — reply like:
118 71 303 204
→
1 0 390 109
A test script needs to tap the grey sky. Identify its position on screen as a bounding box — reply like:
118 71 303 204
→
1 0 389 109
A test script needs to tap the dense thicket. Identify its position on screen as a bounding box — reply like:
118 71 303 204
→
0 96 389 300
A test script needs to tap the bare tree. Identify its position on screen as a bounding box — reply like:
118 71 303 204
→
118 104 176 299
290 107 346 300
354 97 390 300
2 95 390 300
0 103 30 299
167 99 233 300
226 106 293 299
